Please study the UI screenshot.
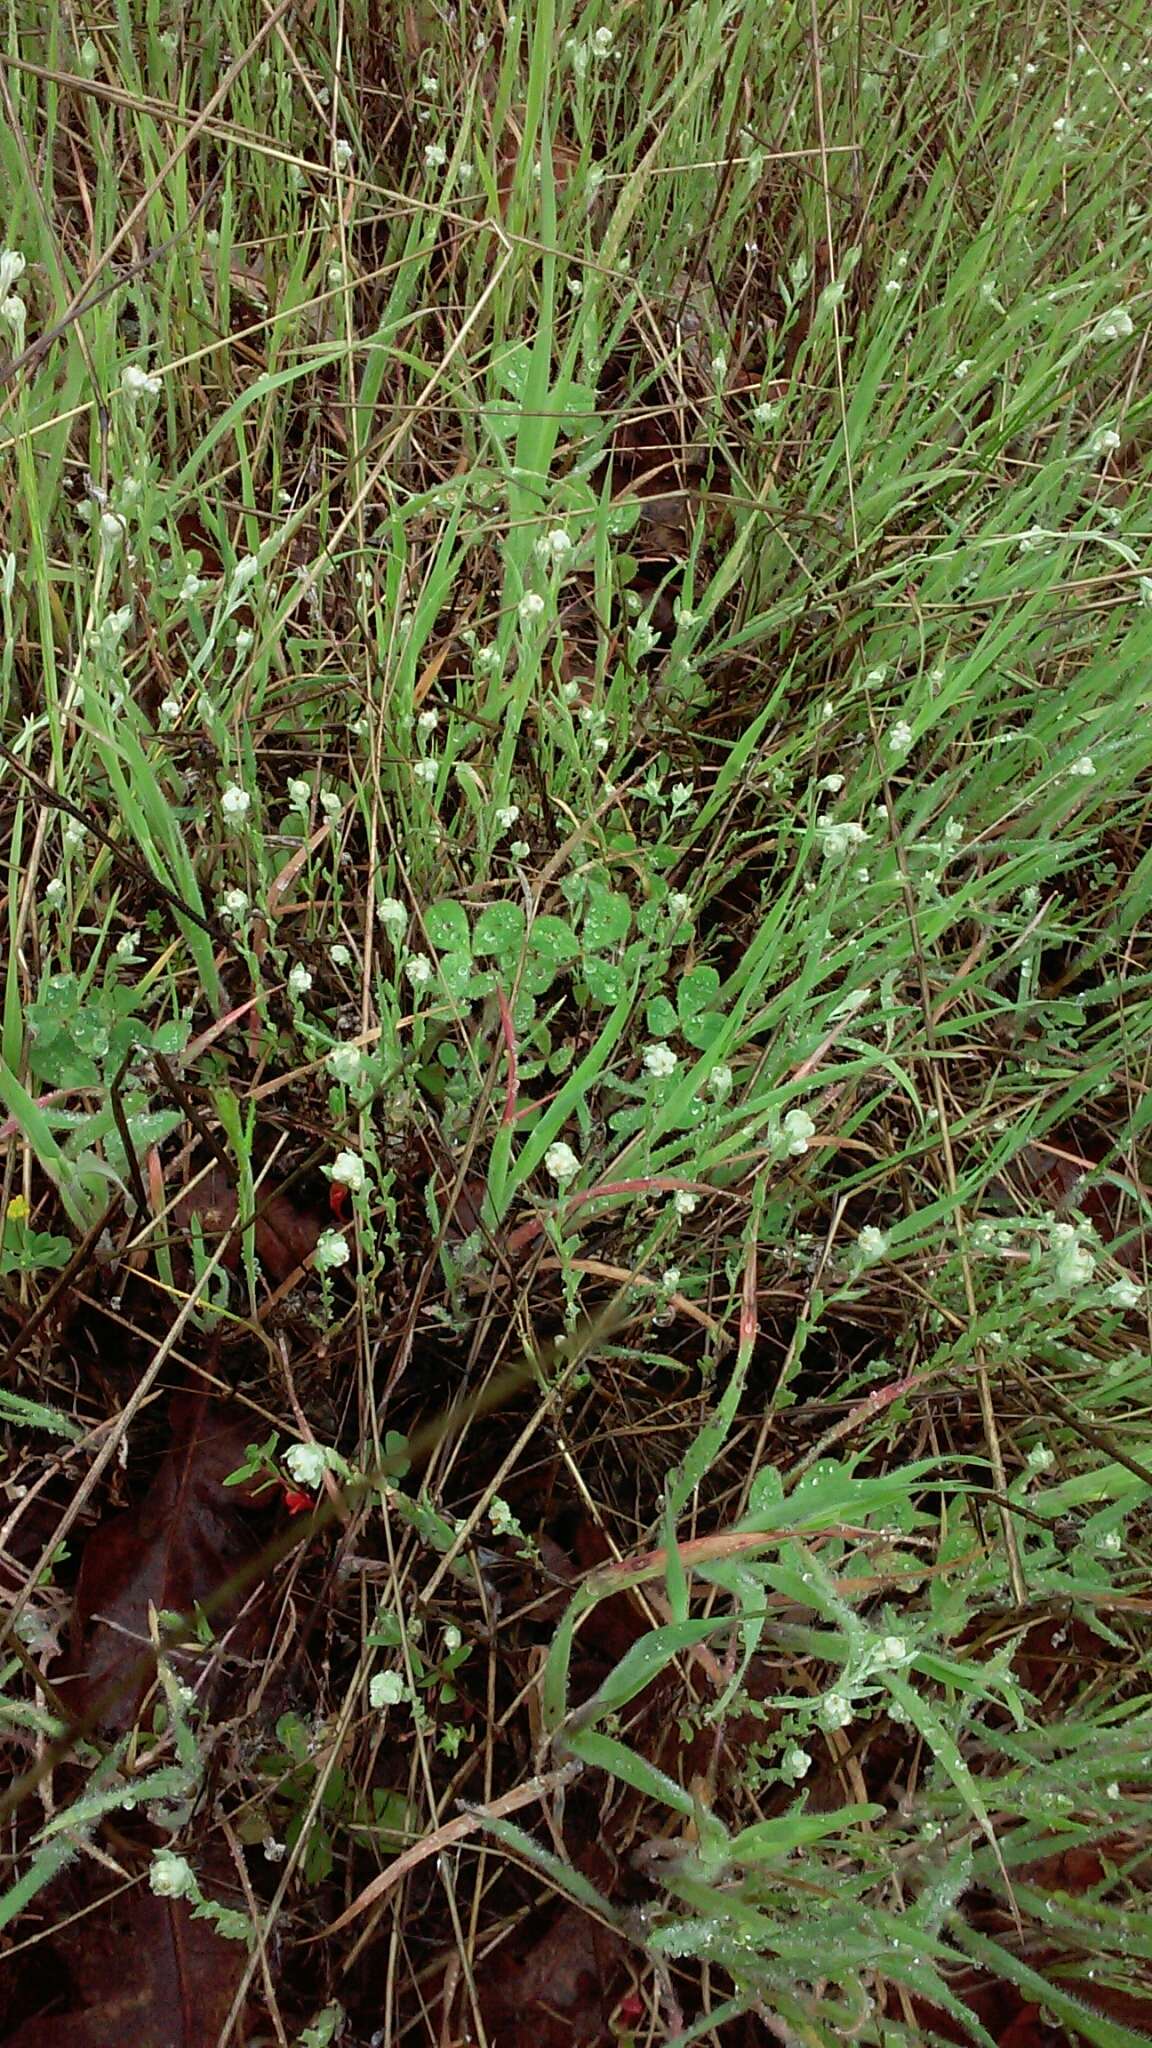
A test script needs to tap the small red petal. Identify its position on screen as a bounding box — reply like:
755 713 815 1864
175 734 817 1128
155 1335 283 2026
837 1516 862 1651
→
329 1183 349 1220
282 1488 315 1515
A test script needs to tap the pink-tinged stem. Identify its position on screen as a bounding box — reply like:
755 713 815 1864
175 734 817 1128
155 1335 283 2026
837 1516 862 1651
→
0 1089 78 1143
740 1232 759 1354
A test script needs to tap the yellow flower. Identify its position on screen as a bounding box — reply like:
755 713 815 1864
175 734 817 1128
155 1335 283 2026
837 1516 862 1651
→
5 1195 30 1224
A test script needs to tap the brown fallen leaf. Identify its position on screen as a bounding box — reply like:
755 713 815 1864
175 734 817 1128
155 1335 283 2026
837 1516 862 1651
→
172 1165 324 1283
2 1880 251 2047
56 1395 273 1732
478 1902 631 2048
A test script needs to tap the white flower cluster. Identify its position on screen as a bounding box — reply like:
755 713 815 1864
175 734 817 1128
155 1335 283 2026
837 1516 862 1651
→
313 1228 350 1272
0 247 27 352
284 1441 333 1489
330 1149 367 1193
122 362 162 400
1045 1220 1095 1295
150 1849 197 1900
369 1669 407 1708
544 1140 580 1183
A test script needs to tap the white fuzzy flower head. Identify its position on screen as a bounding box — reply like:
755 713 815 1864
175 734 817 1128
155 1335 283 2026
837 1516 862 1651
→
369 1669 406 1708
333 137 354 171
887 719 914 756
180 572 204 603
95 604 134 649
494 803 520 833
416 706 439 732
287 777 311 811
0 294 25 348
752 400 779 429
879 1635 908 1666
405 952 433 987
314 1228 351 1272
783 1744 811 1779
159 696 182 728
330 942 352 967
661 1266 681 1292
221 783 252 822
818 772 845 794
591 25 614 55
1047 1220 1095 1293
1090 427 1121 455
150 1849 196 1900
488 1495 522 1537
1068 755 1095 779
376 896 407 932
544 1140 580 1184
856 1225 889 1264
537 527 573 562
284 1441 330 1489
1092 307 1134 345
331 1150 367 1193
816 817 869 863
327 1043 362 1084
44 877 65 908
424 141 447 170
121 363 162 400
234 627 252 654
672 1189 698 1219
288 963 313 996
412 758 438 785
818 1691 853 1731
1106 1275 1142 1311
99 511 127 550
115 930 140 959
519 590 546 622
782 1108 816 1157
319 790 342 821
643 1042 679 1079
0 249 26 300
708 1063 733 1100
221 888 249 921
